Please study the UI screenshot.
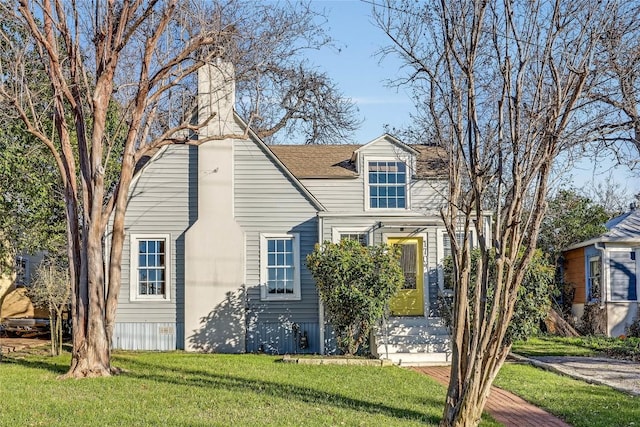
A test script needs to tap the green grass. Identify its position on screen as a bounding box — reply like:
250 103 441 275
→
495 363 639 427
4 337 638 426
512 336 640 360
0 351 500 427
505 336 640 427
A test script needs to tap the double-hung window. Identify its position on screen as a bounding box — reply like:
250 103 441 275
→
261 234 300 300
368 160 407 209
588 256 601 302
130 234 170 301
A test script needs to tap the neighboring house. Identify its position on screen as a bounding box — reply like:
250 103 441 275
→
111 63 490 364
563 207 640 337
1 252 47 322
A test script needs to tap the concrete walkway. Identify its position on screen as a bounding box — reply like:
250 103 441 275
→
414 366 571 427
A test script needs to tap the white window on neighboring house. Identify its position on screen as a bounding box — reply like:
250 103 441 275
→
15 256 29 287
588 256 601 302
130 234 170 301
260 234 300 301
367 160 408 209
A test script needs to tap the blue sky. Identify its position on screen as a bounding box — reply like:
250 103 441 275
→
306 0 414 144
305 0 638 198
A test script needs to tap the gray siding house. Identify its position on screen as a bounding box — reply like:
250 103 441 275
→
111 63 483 364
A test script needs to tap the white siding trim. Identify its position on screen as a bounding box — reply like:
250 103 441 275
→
637 248 640 305
605 247 639 302
436 228 478 288
436 229 445 288
129 233 172 302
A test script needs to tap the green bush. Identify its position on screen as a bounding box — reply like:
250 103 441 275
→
626 315 640 338
442 248 556 343
578 303 607 336
306 239 404 355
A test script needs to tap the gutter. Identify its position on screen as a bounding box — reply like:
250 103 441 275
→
317 213 325 355
594 242 606 309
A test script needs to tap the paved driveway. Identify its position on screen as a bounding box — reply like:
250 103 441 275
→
519 355 640 396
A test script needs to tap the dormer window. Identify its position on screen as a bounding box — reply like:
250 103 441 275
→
367 160 407 209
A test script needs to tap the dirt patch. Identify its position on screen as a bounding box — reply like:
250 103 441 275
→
0 336 49 355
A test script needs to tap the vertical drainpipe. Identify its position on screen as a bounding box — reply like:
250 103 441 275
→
317 213 325 355
594 242 606 309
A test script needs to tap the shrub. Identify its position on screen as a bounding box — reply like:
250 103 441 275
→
442 248 556 343
306 239 404 355
577 303 607 336
625 315 640 338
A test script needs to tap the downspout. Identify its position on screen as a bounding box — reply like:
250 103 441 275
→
594 242 606 309
317 213 325 355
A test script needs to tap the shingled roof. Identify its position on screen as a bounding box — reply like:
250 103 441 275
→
269 145 358 178
268 144 447 179
602 208 640 241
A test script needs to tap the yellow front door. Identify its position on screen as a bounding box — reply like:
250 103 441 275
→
388 237 424 316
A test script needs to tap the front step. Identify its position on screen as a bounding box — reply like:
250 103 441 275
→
384 352 452 366
373 316 452 366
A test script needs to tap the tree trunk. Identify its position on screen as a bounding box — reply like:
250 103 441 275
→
441 348 509 426
64 247 112 377
48 308 55 357
62 187 113 378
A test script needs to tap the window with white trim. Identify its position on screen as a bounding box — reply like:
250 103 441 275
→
261 234 300 300
332 227 371 245
339 233 368 245
588 256 601 302
367 160 407 209
130 234 170 301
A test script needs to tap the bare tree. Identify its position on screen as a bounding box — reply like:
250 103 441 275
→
588 2 640 170
0 0 357 378
29 261 71 356
374 1 622 425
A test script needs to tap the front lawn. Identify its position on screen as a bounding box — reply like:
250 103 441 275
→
0 351 500 427
512 336 640 361
495 363 639 427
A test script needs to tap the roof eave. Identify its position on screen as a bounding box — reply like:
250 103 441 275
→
564 236 640 251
